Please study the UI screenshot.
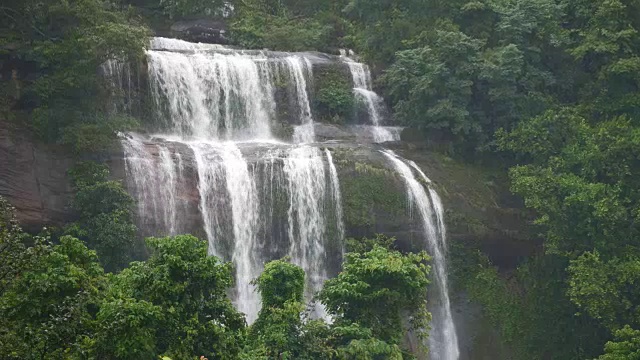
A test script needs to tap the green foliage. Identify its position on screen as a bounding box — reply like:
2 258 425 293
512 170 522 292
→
336 336 404 360
248 260 306 358
319 244 431 344
91 297 164 359
451 245 608 360
340 0 565 153
0 197 46 296
61 114 140 154
0 222 245 359
242 238 431 359
154 0 231 19
4 0 640 357
568 252 640 331
382 30 484 141
3 199 434 360
564 0 640 118
0 236 104 359
116 235 246 359
490 3 640 349
499 109 640 256
338 161 405 228
254 259 305 309
313 66 354 124
597 326 640 360
230 1 337 52
343 0 437 66
68 161 110 189
345 233 396 254
67 162 137 272
1 0 149 151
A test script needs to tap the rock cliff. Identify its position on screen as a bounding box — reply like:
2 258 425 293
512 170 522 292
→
0 121 75 232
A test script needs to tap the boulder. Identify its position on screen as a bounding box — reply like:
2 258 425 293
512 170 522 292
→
170 19 230 45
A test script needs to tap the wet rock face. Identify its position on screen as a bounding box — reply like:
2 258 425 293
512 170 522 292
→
0 122 75 232
0 122 533 268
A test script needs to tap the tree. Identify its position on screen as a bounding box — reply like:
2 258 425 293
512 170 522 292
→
66 162 138 272
0 236 104 359
0 196 47 297
152 0 233 19
115 235 246 359
499 109 640 257
564 0 640 118
597 326 640 360
382 29 484 145
89 296 165 360
242 237 431 359
0 0 149 150
319 241 431 347
343 0 444 66
246 259 308 359
230 0 337 52
568 252 640 331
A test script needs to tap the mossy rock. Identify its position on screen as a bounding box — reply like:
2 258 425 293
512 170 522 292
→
340 161 405 228
386 145 538 270
328 146 426 253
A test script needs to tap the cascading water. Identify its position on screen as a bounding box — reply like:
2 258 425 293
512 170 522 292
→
147 47 275 139
122 134 185 236
325 149 345 245
114 37 459 358
382 150 459 360
340 52 401 142
119 38 341 322
101 59 134 114
286 57 316 143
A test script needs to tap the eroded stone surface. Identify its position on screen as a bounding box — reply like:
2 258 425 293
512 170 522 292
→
0 122 75 231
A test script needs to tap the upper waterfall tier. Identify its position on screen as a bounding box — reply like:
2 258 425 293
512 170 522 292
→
146 37 316 141
104 37 401 143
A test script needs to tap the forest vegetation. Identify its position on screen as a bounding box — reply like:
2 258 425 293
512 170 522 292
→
1 0 640 359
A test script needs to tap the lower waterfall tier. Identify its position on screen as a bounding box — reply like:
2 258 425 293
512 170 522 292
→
119 132 464 358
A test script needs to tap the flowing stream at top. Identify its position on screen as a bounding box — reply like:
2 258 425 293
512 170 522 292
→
340 50 400 142
109 37 458 358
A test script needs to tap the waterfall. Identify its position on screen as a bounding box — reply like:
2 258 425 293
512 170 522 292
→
147 38 315 140
122 134 185 237
381 150 460 360
158 146 179 235
147 49 276 139
286 56 315 143
190 142 233 257
341 53 400 142
220 144 262 321
325 149 345 244
345 60 372 90
282 146 332 317
101 59 133 114
117 38 458 352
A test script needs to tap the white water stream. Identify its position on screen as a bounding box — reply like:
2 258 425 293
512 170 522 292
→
382 150 459 360
341 52 400 142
